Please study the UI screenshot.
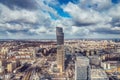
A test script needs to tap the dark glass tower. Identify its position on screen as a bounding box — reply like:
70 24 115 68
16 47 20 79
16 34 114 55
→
56 27 64 45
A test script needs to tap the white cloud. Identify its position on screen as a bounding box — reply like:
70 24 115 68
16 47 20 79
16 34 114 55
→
61 1 120 38
63 2 111 26
0 3 38 24
109 4 120 18
29 26 47 34
111 27 120 30
35 0 59 18
43 0 59 6
0 0 120 39
80 0 112 10
0 2 58 38
70 26 90 36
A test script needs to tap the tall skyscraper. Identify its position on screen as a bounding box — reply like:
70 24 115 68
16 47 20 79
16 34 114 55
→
56 27 64 73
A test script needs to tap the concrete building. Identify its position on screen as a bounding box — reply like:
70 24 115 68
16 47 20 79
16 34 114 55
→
101 62 111 70
30 73 40 80
91 69 109 80
75 56 90 80
115 44 120 53
0 59 6 66
7 62 16 73
0 47 9 55
56 27 65 73
89 56 101 66
0 66 4 73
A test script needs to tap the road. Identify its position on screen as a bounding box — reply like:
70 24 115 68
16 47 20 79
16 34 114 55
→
22 58 46 80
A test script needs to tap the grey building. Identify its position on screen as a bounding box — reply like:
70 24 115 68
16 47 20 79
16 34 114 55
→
56 27 64 45
75 56 90 80
91 69 109 80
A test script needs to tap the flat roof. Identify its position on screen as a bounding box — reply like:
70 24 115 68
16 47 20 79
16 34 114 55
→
91 69 108 79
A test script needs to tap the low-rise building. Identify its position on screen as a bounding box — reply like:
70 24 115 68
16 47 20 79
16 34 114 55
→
91 69 109 80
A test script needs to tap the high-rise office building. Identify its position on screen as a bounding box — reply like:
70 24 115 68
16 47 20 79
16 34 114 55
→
56 27 64 73
75 56 90 80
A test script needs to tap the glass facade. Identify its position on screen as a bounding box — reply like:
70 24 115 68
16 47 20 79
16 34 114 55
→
56 27 64 45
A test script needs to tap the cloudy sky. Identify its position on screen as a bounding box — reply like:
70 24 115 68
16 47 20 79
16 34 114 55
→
0 0 120 39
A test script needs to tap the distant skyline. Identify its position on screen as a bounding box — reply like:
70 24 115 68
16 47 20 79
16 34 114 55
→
0 0 120 39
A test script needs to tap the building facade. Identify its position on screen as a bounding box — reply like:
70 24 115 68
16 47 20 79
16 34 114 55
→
56 27 64 45
75 56 90 80
56 27 64 73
